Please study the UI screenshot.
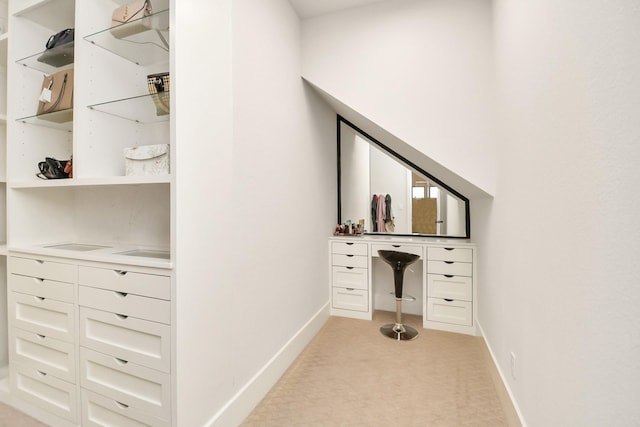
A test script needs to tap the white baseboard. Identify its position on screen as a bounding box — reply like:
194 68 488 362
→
477 321 528 427
206 302 331 427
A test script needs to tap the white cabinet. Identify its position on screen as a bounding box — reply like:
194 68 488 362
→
7 251 173 426
7 254 78 423
78 264 172 425
2 0 173 421
425 246 475 333
329 237 478 335
330 240 369 318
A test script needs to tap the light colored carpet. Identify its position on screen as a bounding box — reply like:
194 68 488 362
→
242 311 521 427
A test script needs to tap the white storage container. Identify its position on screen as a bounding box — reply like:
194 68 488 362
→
124 144 169 176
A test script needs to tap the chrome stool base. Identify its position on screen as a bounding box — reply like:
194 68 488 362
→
380 323 419 341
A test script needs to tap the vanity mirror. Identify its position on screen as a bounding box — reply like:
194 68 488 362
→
338 116 470 238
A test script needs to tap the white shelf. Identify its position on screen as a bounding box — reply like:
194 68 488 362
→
11 0 75 31
10 174 170 189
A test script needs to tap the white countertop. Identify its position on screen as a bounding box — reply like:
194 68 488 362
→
8 242 172 269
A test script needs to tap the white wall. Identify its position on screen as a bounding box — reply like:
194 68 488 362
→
301 0 495 196
175 1 336 426
301 0 640 425
476 0 640 425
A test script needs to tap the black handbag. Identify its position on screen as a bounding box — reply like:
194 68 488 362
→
37 28 75 67
37 157 71 180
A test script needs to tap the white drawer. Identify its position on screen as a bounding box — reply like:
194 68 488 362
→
10 274 74 303
332 253 368 268
82 389 170 427
332 287 368 312
332 266 367 291
332 241 368 256
11 363 78 423
427 298 472 326
80 307 171 373
10 256 75 283
79 286 170 325
427 260 472 277
80 348 171 420
371 243 423 258
79 266 170 300
10 292 75 343
428 274 472 301
11 328 76 383
428 247 473 263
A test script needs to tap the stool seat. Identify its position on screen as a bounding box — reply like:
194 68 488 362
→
377 250 420 341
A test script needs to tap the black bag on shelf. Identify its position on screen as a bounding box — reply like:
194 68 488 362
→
37 157 71 180
37 28 75 67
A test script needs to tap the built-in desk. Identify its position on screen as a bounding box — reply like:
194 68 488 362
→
329 235 478 336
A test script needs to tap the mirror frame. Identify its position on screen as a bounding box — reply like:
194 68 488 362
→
337 115 471 239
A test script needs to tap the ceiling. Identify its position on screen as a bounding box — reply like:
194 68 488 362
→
288 0 387 19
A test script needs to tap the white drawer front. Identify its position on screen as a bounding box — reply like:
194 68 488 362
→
10 274 74 303
79 266 170 300
332 266 367 291
11 363 78 423
331 253 367 268
427 298 472 326
428 247 473 263
80 348 171 420
332 287 368 312
12 328 76 383
82 390 170 427
79 286 170 325
427 274 472 301
10 256 76 283
427 260 472 277
331 241 368 256
11 292 74 343
371 243 423 258
80 307 171 373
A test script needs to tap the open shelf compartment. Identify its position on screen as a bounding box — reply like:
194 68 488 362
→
83 9 169 66
88 93 169 124
15 109 73 131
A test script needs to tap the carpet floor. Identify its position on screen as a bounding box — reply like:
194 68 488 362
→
241 311 521 426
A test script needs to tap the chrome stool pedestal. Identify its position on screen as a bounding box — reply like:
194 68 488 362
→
377 250 420 341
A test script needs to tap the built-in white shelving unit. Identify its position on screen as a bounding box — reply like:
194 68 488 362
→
1 0 173 424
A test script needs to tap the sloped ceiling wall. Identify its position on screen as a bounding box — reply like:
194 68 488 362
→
300 0 495 199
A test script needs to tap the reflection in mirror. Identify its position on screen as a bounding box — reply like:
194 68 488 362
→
338 117 470 238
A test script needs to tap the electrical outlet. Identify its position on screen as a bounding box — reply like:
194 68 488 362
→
510 352 516 380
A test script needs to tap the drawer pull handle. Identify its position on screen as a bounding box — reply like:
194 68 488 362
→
444 274 454 278
444 298 454 302
444 261 454 264
115 270 128 276
35 260 45 264
35 278 45 283
346 254 354 257
346 288 355 291
346 242 354 246
115 357 129 365
115 313 129 320
36 334 46 339
346 266 354 270
392 244 401 248
115 401 129 409
444 247 455 251
36 370 47 377
35 296 45 301
115 292 128 298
